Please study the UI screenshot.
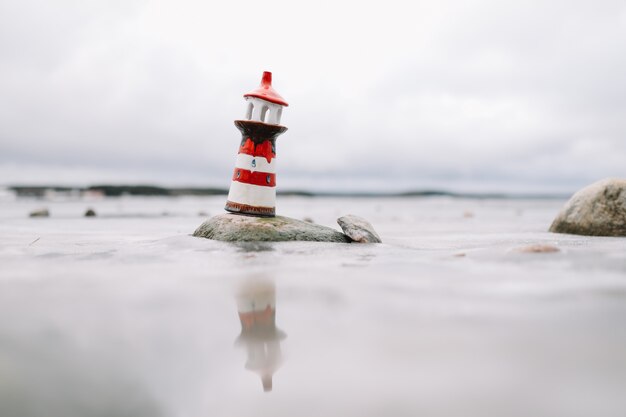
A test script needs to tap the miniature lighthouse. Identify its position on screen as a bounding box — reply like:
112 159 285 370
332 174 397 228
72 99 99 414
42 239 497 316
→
225 72 289 217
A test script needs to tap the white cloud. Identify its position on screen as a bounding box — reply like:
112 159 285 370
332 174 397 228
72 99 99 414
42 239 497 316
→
1 0 625 192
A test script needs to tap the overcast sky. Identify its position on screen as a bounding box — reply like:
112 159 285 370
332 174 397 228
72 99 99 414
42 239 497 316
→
1 0 625 192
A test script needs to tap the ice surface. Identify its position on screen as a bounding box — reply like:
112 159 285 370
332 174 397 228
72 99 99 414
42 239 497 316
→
1 196 625 417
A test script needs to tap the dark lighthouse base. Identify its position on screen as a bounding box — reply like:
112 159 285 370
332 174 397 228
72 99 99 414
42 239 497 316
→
225 200 275 217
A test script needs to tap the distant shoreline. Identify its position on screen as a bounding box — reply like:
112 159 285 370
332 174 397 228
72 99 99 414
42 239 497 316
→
6 185 570 200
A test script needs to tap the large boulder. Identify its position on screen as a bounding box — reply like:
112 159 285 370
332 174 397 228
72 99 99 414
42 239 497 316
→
549 178 626 237
337 215 382 243
193 213 351 242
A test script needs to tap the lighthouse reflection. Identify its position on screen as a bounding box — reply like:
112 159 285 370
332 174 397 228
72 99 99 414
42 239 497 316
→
235 279 286 392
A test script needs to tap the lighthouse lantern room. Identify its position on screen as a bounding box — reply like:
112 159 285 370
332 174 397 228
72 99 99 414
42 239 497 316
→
225 72 288 217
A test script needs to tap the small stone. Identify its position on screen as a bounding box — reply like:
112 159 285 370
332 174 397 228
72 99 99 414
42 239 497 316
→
550 178 626 237
193 213 350 243
337 215 382 243
84 208 97 217
302 216 314 223
515 244 560 253
198 211 209 217
29 208 49 218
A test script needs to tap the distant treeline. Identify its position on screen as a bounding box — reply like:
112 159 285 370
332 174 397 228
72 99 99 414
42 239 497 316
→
9 185 227 197
7 185 569 199
8 185 314 197
89 185 227 196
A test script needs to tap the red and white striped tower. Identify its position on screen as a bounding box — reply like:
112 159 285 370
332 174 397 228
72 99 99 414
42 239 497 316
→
225 71 288 217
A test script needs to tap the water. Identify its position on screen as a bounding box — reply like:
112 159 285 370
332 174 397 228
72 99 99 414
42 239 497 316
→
1 196 625 417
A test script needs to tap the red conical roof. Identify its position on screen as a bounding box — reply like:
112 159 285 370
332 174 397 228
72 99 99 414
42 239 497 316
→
243 71 289 107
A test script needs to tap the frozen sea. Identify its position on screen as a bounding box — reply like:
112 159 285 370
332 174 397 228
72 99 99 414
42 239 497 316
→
1 195 625 417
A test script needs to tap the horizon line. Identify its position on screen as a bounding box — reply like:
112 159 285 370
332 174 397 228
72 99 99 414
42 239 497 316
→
4 184 572 199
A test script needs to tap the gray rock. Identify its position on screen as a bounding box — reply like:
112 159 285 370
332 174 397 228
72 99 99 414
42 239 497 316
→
337 215 382 243
550 178 626 237
84 208 97 217
193 213 350 242
29 208 49 218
